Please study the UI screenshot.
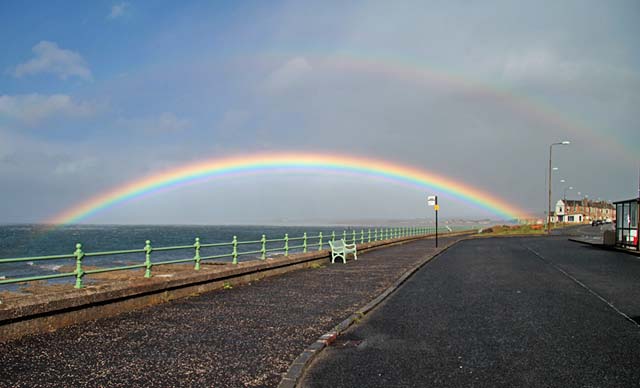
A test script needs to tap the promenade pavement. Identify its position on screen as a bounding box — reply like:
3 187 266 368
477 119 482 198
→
0 234 462 388
301 235 640 387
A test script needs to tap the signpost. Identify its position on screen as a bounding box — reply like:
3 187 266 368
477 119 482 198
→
427 195 438 247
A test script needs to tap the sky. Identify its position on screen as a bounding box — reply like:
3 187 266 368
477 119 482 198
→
0 0 639 225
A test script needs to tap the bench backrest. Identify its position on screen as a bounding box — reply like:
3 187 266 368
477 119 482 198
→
329 240 345 250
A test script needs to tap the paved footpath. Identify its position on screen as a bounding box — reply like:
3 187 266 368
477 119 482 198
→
301 236 640 387
0 235 461 388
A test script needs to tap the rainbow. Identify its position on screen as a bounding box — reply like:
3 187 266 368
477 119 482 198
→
263 53 639 163
48 152 530 225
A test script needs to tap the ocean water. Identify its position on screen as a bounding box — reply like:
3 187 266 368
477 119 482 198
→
0 224 370 288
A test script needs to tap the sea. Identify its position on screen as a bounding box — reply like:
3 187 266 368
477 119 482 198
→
0 224 368 289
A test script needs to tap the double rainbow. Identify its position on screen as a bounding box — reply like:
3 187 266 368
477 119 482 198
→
48 152 530 224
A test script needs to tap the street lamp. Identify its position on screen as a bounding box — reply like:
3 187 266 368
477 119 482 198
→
563 186 573 202
548 140 570 232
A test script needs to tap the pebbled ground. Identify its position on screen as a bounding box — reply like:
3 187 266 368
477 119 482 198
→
0 235 458 388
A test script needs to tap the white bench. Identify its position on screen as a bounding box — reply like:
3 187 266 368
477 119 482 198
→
328 239 357 264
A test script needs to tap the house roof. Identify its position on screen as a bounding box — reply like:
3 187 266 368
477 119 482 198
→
560 199 615 209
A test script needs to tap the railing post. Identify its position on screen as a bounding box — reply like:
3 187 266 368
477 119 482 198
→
343 230 347 242
194 237 201 270
374 228 378 241
318 232 323 251
284 233 289 256
368 229 371 243
352 230 356 244
144 240 152 278
331 231 336 242
361 229 364 244
303 232 307 253
261 234 266 260
232 236 238 265
74 243 84 289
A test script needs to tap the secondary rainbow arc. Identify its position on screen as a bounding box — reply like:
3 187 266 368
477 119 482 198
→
48 153 531 225
263 52 639 162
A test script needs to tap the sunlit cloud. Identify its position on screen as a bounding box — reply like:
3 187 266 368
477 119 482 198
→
107 2 130 20
12 41 92 81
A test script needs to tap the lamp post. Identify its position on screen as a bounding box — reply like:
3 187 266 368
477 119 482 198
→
563 186 573 203
548 141 570 232
585 194 590 221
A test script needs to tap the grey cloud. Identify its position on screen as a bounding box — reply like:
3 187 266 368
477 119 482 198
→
263 57 313 93
116 112 191 133
0 94 98 125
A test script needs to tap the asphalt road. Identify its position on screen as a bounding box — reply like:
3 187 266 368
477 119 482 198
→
301 236 640 388
553 223 615 242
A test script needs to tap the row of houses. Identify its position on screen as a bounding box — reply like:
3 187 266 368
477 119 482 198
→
552 199 616 224
552 196 637 251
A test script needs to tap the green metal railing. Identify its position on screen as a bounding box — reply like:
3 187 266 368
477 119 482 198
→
0 226 468 289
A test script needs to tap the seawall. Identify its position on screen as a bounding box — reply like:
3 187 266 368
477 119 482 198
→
0 231 474 342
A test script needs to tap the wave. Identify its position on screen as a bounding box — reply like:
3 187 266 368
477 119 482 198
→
39 264 63 271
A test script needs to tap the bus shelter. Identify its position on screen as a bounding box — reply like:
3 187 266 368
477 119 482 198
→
614 198 639 250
